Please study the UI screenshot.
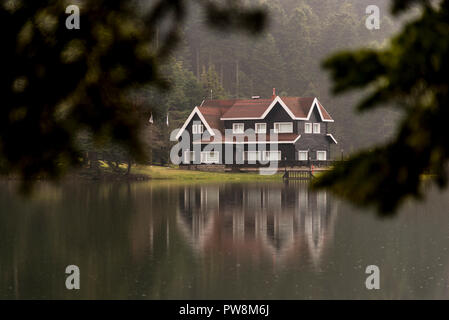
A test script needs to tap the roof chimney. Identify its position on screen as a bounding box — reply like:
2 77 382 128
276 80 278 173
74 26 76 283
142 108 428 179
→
272 88 276 99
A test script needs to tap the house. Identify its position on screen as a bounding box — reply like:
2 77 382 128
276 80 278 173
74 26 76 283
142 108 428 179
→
175 89 338 167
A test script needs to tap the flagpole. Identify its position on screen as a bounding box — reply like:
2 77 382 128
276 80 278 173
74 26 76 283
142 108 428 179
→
150 123 152 165
149 113 153 165
166 111 169 167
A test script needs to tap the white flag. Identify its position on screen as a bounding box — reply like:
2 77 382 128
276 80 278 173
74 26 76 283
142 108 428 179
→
149 113 153 124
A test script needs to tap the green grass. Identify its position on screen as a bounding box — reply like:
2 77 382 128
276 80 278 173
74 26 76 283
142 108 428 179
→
131 165 283 182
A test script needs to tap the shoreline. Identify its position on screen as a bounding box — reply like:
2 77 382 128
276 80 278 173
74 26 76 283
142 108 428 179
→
131 165 283 182
0 165 285 183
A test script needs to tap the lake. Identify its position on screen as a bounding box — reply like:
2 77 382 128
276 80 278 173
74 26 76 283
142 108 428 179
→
1 180 449 299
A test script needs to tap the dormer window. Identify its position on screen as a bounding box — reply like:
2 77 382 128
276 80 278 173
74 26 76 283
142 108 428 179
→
192 123 204 134
255 123 266 134
274 122 293 133
233 123 244 134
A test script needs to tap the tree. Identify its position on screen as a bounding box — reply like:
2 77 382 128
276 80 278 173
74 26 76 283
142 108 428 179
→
313 0 449 214
0 0 266 188
200 64 228 99
136 57 204 165
248 33 286 97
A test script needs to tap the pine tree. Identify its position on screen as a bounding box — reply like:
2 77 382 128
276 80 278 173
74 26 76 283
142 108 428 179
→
200 64 228 99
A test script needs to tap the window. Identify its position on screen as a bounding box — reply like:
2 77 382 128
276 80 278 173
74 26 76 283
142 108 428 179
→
298 151 308 161
316 151 327 161
201 151 220 163
255 123 266 134
313 123 321 134
244 151 261 162
274 122 293 133
184 150 196 163
233 123 244 134
305 123 312 134
192 123 203 134
263 151 281 161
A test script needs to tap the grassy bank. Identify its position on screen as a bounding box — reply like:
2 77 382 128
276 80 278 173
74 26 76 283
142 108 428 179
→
131 165 283 182
4 163 283 183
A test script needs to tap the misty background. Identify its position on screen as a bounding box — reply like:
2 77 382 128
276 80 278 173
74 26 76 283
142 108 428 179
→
144 0 413 163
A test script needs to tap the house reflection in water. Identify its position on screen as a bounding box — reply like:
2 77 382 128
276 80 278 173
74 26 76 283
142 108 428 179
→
176 183 338 266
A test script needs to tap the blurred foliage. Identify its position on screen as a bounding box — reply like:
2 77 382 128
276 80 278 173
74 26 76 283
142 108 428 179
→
313 0 449 214
0 0 266 188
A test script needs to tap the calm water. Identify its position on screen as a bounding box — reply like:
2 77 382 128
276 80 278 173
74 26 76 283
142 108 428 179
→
1 180 449 299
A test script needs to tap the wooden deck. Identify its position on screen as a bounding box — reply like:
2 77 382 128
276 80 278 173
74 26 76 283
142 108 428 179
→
282 169 315 181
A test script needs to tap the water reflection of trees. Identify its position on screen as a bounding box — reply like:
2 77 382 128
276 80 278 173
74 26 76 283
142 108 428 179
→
177 183 338 266
0 181 169 299
3 181 449 299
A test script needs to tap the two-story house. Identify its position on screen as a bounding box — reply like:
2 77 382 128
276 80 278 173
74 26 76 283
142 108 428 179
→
175 89 337 166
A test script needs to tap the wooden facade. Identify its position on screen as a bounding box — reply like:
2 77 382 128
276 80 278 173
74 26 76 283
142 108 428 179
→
176 93 337 167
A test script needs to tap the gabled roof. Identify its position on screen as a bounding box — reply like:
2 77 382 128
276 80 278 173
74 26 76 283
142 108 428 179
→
316 100 333 122
176 95 334 139
175 106 216 139
197 101 229 133
220 96 333 122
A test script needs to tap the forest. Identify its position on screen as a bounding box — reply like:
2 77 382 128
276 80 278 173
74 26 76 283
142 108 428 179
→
141 0 407 165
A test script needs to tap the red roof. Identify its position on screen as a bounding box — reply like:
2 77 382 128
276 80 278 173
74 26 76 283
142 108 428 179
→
201 96 333 121
197 102 229 133
281 97 314 118
192 96 333 137
219 99 274 119
316 100 332 121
